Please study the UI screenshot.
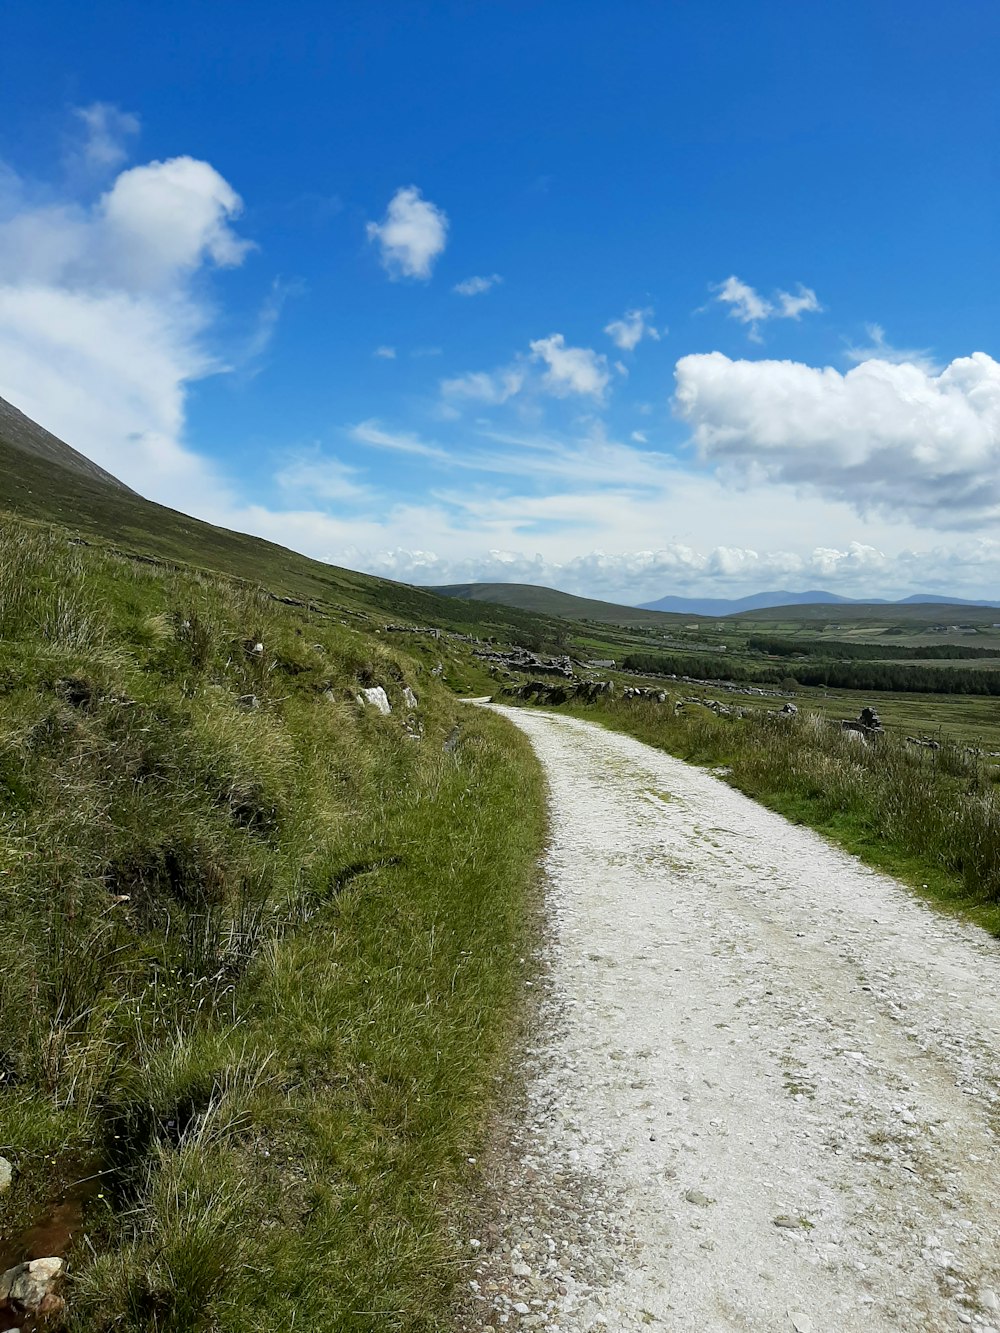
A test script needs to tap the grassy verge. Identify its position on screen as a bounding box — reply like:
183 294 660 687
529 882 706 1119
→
523 694 1000 936
0 519 545 1331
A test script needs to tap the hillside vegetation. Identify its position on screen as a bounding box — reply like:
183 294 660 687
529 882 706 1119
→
0 519 544 1331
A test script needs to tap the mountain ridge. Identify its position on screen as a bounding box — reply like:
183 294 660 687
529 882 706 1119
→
641 589 1000 615
0 393 135 493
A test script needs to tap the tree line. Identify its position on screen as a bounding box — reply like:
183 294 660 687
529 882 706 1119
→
623 651 1000 696
745 634 1000 661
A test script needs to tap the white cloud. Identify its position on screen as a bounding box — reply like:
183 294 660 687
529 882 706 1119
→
100 157 254 288
366 185 448 280
529 333 611 400
0 114 256 507
777 284 822 319
72 102 140 171
374 345 396 359
328 537 1000 607
441 368 525 404
275 452 369 502
712 275 821 341
349 419 451 461
631 430 647 443
453 273 502 296
845 323 940 374
0 154 253 293
604 306 662 351
674 350 1000 526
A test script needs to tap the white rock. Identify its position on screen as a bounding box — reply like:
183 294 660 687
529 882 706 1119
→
789 1313 813 1333
983 1290 1000 1312
3 1257 64 1311
359 686 391 715
403 686 418 709
512 1260 532 1277
0 1156 11 1192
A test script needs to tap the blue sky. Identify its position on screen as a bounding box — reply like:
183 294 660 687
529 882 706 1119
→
2 1 999 601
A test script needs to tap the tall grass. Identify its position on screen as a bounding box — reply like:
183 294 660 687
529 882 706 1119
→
0 518 545 1330
548 695 1000 934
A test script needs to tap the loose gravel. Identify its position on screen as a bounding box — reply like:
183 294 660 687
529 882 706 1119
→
458 707 1000 1332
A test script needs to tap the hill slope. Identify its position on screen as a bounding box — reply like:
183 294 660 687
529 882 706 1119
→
0 399 570 646
0 393 133 492
430 580 686 626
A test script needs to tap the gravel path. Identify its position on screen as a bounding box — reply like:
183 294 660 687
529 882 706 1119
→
461 707 1000 1333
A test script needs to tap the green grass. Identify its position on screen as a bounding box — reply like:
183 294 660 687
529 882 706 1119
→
0 519 546 1331
523 692 1000 936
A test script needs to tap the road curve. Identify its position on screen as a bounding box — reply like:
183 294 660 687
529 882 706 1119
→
464 707 1000 1333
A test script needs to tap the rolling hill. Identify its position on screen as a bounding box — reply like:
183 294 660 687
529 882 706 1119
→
429 580 686 626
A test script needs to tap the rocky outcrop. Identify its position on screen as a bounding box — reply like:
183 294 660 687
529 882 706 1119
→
0 1157 11 1192
475 648 575 678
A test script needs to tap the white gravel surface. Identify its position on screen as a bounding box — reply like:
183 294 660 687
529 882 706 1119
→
461 707 1000 1333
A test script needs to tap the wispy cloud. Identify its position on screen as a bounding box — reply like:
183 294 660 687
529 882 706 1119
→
844 322 940 374
453 272 502 296
275 451 370 502
441 368 525 404
349 418 451 461
373 344 396 359
71 102 140 172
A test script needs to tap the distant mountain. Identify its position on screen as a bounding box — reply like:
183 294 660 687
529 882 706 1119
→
0 393 135 493
641 590 1000 616
640 590 863 615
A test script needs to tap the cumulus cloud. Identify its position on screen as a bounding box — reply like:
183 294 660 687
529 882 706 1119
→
674 350 1000 526
0 112 256 505
333 537 1000 607
604 306 662 351
366 185 448 280
453 273 502 296
712 275 821 341
529 334 611 400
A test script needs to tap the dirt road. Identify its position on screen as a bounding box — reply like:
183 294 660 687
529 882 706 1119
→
464 707 1000 1332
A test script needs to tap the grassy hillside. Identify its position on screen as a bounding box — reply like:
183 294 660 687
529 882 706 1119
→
430 580 687 627
0 519 545 1331
0 427 570 651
